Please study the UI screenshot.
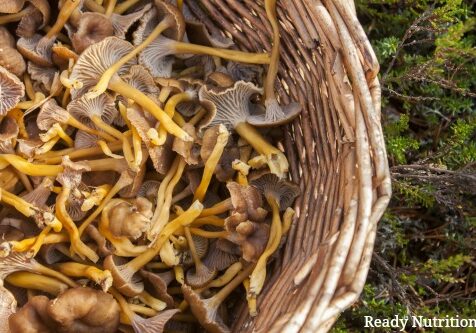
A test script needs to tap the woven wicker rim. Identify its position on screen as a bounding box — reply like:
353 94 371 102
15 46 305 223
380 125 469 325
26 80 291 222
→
185 0 391 332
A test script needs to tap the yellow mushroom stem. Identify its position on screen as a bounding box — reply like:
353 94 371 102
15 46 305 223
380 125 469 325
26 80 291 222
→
248 195 283 314
243 278 257 316
84 0 105 13
138 291 167 311
98 199 148 256
99 75 192 142
98 140 123 159
282 207 295 235
114 201 203 283
0 188 62 232
29 225 52 256
264 0 280 101
7 108 28 138
119 103 142 169
233 159 251 186
64 114 116 142
194 125 230 202
128 304 157 318
5 232 68 255
36 140 123 164
56 262 113 291
177 0 183 11
90 116 135 169
60 69 83 90
5 272 69 296
87 17 176 98
196 262 243 293
188 228 229 239
62 87 71 107
113 0 140 14
110 288 136 325
184 226 212 283
0 7 30 25
104 0 117 17
81 184 112 211
170 40 270 64
148 158 186 240
174 265 185 285
39 123 74 147
36 137 62 155
16 92 45 109
56 186 99 263
23 74 35 100
78 172 133 236
191 216 225 228
45 0 82 39
199 198 232 217
145 262 169 270
234 122 289 179
156 91 195 145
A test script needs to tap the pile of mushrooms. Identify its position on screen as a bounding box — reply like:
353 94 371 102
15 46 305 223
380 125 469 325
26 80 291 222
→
0 0 301 332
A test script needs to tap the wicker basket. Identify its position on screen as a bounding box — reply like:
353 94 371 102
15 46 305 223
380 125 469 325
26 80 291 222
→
183 0 392 332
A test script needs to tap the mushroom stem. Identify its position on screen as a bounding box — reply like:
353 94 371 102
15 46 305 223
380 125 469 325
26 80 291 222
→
282 207 295 235
194 125 229 202
36 140 123 164
24 74 35 100
117 200 203 277
0 8 29 25
138 291 166 311
91 116 136 170
40 123 74 147
85 0 106 13
189 228 229 239
5 232 68 254
88 18 175 98
199 198 232 217
191 216 225 228
56 186 99 263
45 0 82 39
5 272 69 296
0 188 62 232
157 91 195 145
113 0 140 14
171 41 271 65
98 140 124 159
177 0 183 11
0 154 63 176
81 184 112 211
67 115 116 142
56 262 113 291
207 262 244 289
174 265 185 285
119 102 143 168
107 75 192 142
264 0 280 101
148 158 186 240
234 122 288 178
29 225 52 256
184 226 208 278
248 195 282 301
104 0 117 17
78 172 133 235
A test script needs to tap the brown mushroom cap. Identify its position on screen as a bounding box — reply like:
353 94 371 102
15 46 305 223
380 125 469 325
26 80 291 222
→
131 308 180 333
17 34 53 66
0 27 16 47
172 123 201 165
0 0 25 13
0 29 26 77
122 64 159 97
9 295 53 333
248 99 302 127
153 0 185 41
103 255 144 297
140 269 175 308
226 182 268 223
110 4 152 39
203 240 239 271
16 0 51 38
67 93 118 127
251 173 300 210
236 221 270 262
0 65 25 116
226 62 263 84
28 61 58 92
72 12 114 54
70 36 137 99
37 99 69 130
47 287 121 333
108 198 152 240
185 21 234 49
185 263 217 289
137 179 161 203
0 117 19 142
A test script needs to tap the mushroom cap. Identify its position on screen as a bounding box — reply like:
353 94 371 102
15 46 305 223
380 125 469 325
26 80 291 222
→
67 93 118 127
185 21 234 48
248 99 302 127
74 130 100 149
206 72 235 89
72 12 114 54
226 62 263 84
39 243 66 265
140 269 175 308
47 287 121 333
0 225 24 242
17 0 51 38
251 174 300 210
236 221 270 262
17 34 53 66
57 156 91 189
122 65 160 96
0 66 25 116
20 177 52 208
186 263 217 288
154 0 185 41
203 240 239 271
226 182 268 223
0 117 19 142
0 27 16 47
181 234 209 265
37 99 69 130
0 45 26 78
137 179 161 203
0 0 25 13
131 309 180 333
103 255 144 297
8 295 52 333
27 61 58 92
182 284 230 333
70 36 137 99
110 4 152 39
198 80 263 131
172 123 200 165
108 199 151 240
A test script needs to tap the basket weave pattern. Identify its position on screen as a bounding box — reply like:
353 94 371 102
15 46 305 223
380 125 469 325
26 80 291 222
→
185 0 392 332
